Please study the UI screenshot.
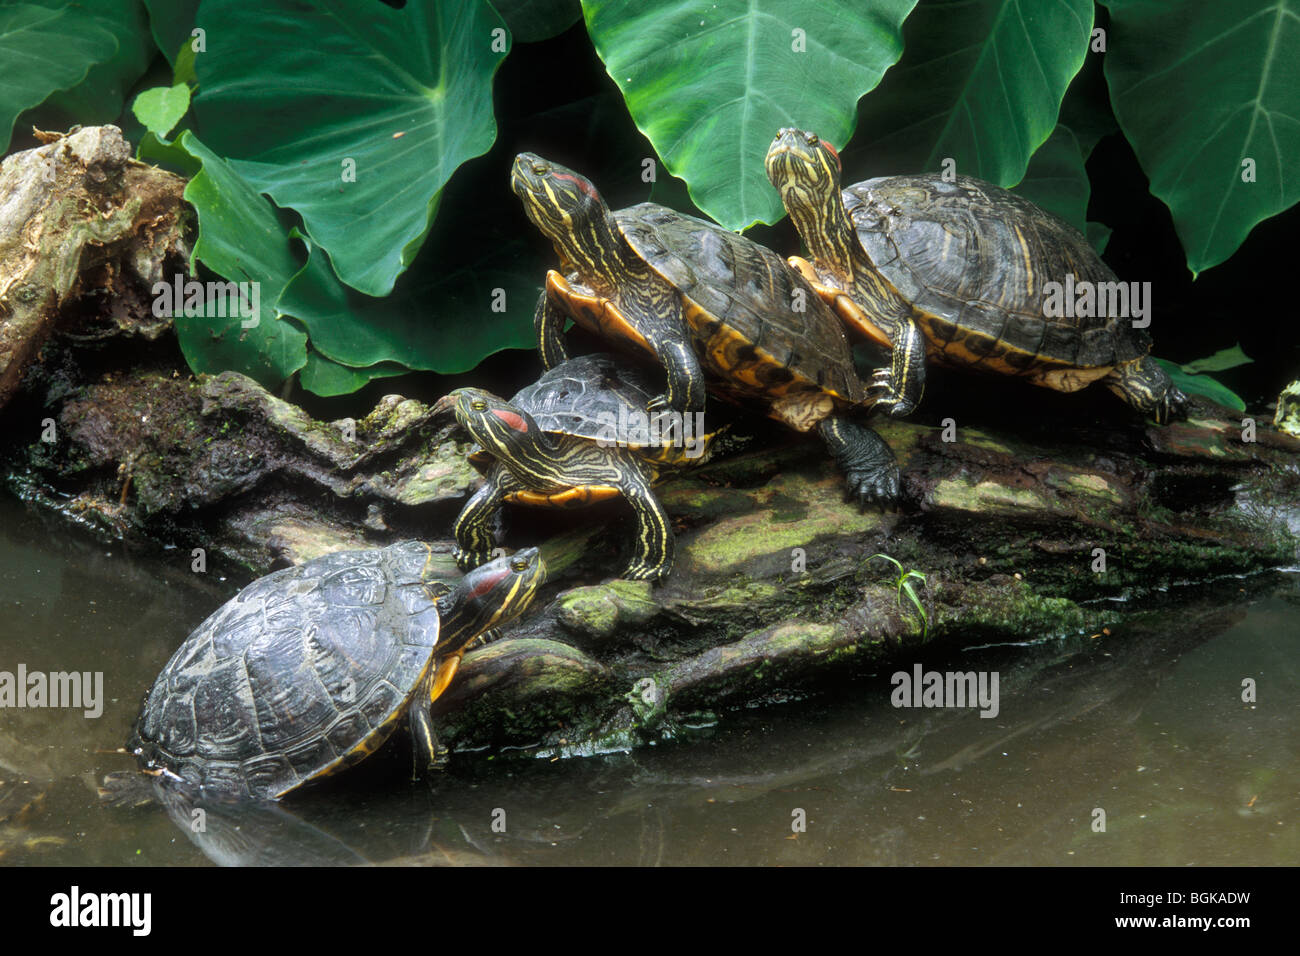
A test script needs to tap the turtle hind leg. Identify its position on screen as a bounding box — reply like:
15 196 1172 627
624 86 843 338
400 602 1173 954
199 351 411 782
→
818 416 900 510
868 315 927 417
616 459 675 581
1107 357 1188 425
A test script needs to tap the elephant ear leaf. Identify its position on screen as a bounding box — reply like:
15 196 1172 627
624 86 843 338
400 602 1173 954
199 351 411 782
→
192 0 509 296
582 0 917 230
1105 0 1300 275
0 0 152 152
852 0 1094 186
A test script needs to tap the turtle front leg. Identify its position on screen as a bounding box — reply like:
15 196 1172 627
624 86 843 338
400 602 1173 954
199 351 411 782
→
648 335 707 415
818 416 900 509
409 697 448 776
535 291 571 370
868 315 927 417
452 467 511 571
616 459 675 581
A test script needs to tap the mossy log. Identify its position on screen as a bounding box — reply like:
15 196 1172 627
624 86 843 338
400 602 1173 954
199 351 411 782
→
5 360 1297 759
1 125 1297 759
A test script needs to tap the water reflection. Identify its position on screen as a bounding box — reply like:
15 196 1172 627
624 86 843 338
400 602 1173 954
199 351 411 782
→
1 496 1295 865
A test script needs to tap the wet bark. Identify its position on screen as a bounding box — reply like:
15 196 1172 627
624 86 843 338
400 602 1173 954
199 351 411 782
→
0 126 187 411
1 127 1298 760
5 354 1297 758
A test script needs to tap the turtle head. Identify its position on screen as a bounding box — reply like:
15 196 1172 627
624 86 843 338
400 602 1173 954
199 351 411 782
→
437 547 546 654
765 128 859 279
511 152 615 265
1108 357 1190 425
765 128 843 205
433 387 554 473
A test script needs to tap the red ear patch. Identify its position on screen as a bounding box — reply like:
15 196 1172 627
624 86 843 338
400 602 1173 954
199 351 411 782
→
820 140 842 173
492 409 529 433
468 566 509 601
550 171 600 201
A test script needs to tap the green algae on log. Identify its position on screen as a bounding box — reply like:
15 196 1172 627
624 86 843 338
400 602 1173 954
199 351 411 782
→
7 357 1296 760
1 126 1298 760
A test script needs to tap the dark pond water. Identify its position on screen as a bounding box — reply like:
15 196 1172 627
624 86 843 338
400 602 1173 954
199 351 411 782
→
1 493 1296 866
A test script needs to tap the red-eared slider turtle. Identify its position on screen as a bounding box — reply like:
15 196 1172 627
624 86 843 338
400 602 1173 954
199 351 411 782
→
434 354 719 582
128 543 545 800
511 154 899 509
512 154 707 414
765 128 1188 423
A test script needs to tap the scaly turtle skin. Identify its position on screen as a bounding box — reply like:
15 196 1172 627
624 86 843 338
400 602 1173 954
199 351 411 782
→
435 354 718 582
129 544 545 800
511 153 900 509
765 128 1188 423
512 153 707 415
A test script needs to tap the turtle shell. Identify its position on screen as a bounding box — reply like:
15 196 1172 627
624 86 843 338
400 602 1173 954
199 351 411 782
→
463 354 709 485
130 541 444 799
844 175 1150 372
616 203 865 406
511 353 673 447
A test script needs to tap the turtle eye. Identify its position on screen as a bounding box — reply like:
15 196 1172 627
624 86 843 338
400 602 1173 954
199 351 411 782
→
511 558 529 572
531 161 547 175
804 131 818 145
470 400 488 411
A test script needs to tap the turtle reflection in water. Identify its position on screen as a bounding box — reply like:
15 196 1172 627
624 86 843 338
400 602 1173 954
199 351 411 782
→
127 543 545 800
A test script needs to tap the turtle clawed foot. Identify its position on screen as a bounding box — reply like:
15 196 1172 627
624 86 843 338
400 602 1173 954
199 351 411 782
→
1155 386 1190 425
866 369 915 418
843 464 902 512
429 744 451 771
621 559 669 582
647 392 697 416
413 746 451 781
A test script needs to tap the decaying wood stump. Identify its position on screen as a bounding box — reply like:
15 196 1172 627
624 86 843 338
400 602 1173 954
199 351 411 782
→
0 125 188 411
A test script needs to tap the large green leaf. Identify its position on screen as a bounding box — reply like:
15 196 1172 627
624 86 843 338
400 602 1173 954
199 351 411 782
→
851 0 1093 186
1014 125 1091 232
1180 344 1254 375
277 236 537 385
192 0 508 296
1153 359 1246 412
299 352 409 398
582 0 918 229
0 0 150 152
493 0 581 42
143 131 308 387
1104 0 1300 276
141 0 198 66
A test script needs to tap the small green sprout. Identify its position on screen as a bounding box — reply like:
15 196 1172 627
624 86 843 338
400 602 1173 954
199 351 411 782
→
869 553 929 639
